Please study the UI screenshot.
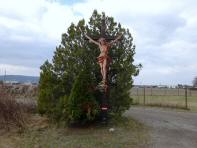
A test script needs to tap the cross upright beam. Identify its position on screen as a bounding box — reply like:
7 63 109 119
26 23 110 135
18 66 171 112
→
100 17 106 38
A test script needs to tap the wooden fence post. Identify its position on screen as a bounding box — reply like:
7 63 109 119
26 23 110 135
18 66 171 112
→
185 86 188 109
143 86 145 105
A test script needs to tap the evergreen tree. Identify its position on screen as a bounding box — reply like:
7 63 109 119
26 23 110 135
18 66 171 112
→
67 68 99 123
38 10 141 120
38 60 64 119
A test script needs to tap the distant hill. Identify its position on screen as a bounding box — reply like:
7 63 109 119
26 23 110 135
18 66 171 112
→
0 75 39 84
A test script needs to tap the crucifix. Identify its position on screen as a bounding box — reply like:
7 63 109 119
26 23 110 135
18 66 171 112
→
84 16 122 123
85 17 122 86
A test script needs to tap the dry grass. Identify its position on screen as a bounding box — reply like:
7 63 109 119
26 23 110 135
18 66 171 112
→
0 114 150 148
2 84 38 99
0 86 26 130
130 88 197 111
0 85 37 131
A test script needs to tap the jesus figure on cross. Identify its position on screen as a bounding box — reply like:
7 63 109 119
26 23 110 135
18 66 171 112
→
85 34 122 84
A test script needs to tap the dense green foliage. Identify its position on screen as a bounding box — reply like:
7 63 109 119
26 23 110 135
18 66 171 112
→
38 10 141 122
38 60 65 120
67 69 100 123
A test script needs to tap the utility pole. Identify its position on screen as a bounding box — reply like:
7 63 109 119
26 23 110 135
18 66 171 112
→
3 69 6 83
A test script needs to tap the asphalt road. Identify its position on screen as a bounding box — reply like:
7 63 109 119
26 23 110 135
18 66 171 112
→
125 107 197 148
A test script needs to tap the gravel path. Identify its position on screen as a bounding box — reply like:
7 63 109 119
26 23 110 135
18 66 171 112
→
125 107 197 148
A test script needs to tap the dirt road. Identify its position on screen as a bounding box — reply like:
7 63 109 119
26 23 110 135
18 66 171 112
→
125 107 197 148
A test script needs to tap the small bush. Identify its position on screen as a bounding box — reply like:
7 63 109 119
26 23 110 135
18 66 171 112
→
67 69 100 124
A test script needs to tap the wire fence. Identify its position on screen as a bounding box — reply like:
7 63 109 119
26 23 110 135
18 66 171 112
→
130 87 197 110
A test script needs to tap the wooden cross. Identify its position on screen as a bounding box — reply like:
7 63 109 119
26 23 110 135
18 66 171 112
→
83 15 122 123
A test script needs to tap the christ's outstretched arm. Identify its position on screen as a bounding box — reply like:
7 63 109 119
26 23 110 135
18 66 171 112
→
85 34 99 46
110 34 123 45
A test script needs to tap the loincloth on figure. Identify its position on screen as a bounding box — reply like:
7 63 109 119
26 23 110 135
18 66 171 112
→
97 55 112 64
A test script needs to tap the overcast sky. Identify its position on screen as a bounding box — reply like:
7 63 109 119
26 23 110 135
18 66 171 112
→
0 0 197 85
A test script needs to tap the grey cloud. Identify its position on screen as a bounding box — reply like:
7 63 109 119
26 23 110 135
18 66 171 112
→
118 9 196 85
0 40 55 68
0 21 57 68
134 14 186 45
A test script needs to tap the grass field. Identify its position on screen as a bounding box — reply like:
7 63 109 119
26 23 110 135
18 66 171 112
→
0 114 150 148
130 87 197 111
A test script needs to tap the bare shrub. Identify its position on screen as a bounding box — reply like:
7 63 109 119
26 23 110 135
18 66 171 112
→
19 99 37 113
2 84 38 99
0 85 26 130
